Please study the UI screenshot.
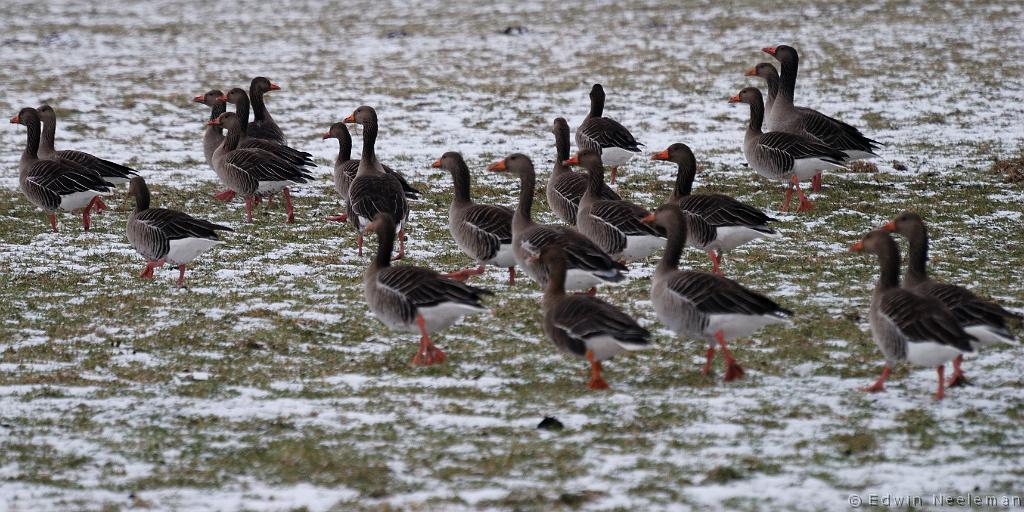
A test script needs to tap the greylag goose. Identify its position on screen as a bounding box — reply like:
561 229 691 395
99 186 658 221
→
193 90 226 167
849 230 974 400
247 77 286 143
729 87 847 212
432 151 515 284
344 106 409 259
575 84 643 184
126 177 232 287
487 153 626 293
644 204 792 381
364 213 491 366
11 107 113 232
546 117 620 225
535 245 652 389
564 149 664 261
322 121 421 223
651 143 779 273
208 112 313 223
761 45 882 191
36 105 138 188
221 89 314 169
744 63 780 130
883 211 1020 386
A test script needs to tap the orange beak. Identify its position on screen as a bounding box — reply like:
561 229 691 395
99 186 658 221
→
728 95 741 103
431 159 442 168
270 83 281 91
192 95 205 103
216 95 227 103
849 241 864 253
207 118 221 126
10 114 19 124
762 46 777 55
882 221 896 233
651 150 669 161
322 131 332 139
343 113 355 123
487 160 507 172
640 213 656 224
744 67 757 77
563 155 579 166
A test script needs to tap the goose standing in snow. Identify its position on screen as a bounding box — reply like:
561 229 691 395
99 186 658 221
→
883 212 1020 386
645 204 792 381
849 230 974 400
433 151 515 284
758 45 881 191
565 149 664 262
363 213 491 366
536 245 652 389
547 117 620 225
651 143 780 274
37 105 138 189
11 107 113 232
729 87 847 212
575 84 643 185
126 177 232 288
487 153 626 293
247 76 286 144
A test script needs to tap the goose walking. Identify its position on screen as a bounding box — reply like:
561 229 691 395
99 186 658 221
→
433 151 515 284
37 105 138 189
565 149 664 261
363 213 491 366
208 112 313 223
536 245 652 389
759 46 881 191
11 107 113 232
547 117 620 225
729 87 847 212
645 204 792 381
322 121 420 223
575 84 643 184
883 212 1020 386
652 143 780 273
126 177 232 287
487 153 626 293
849 230 974 400
344 106 409 259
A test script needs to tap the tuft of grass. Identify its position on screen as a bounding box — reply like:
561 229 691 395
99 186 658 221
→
990 153 1024 183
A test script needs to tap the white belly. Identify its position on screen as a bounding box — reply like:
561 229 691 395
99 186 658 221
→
256 180 293 195
843 150 877 161
418 302 486 332
487 244 517 268
705 313 788 341
166 238 221 265
600 146 638 167
564 269 605 291
59 191 100 211
711 226 779 252
905 340 963 367
792 158 845 180
622 235 666 261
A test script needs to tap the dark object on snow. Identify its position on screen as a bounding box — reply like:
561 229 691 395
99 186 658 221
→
386 30 409 39
502 25 528 35
537 416 564 431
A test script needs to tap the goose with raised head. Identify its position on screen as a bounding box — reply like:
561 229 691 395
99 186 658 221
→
565 149 664 262
760 45 882 191
220 88 314 170
729 87 847 212
126 177 232 287
487 153 626 293
644 204 792 381
193 90 227 167
575 84 643 184
546 117 619 225
247 76 286 143
433 151 515 284
849 230 974 400
652 143 780 273
208 112 313 223
37 105 138 187
344 106 409 259
363 213 491 365
883 211 1020 386
536 245 652 390
11 107 113 232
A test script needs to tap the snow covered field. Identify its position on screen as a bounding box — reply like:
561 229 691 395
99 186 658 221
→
1 0 1023 510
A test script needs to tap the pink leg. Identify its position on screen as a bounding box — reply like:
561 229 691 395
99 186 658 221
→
48 213 57 232
244 197 254 223
716 330 745 382
213 190 236 202
176 264 187 288
282 188 294 224
701 346 715 376
393 228 405 261
707 250 721 275
82 204 92 231
862 366 890 393
92 196 108 214
811 172 823 192
935 365 946 400
947 354 968 387
586 351 610 390
357 232 363 257
795 179 814 212
508 266 516 286
411 314 446 366
444 264 487 282
326 214 348 222
609 166 618 185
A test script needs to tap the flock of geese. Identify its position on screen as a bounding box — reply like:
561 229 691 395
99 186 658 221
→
9 45 1019 399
